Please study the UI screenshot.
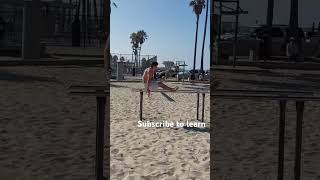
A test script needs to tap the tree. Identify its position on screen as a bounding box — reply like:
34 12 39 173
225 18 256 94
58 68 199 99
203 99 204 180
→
200 0 208 75
120 56 125 62
130 30 148 71
189 0 205 80
137 30 148 67
112 55 118 64
130 32 139 68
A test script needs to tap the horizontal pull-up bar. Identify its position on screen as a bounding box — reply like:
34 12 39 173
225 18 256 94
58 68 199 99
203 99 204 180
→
68 86 110 97
133 88 209 94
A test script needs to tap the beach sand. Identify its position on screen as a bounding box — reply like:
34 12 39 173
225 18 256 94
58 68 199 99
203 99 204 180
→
0 66 210 180
212 67 320 180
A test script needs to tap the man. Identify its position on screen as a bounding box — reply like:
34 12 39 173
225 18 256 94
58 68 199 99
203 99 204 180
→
287 37 298 62
143 62 178 97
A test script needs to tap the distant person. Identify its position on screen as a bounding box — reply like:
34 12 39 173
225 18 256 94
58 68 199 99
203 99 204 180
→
143 62 178 97
287 37 298 62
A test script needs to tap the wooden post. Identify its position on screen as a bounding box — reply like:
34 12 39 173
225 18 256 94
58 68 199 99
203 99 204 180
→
197 93 200 120
140 91 143 121
202 93 205 122
278 100 286 180
96 96 106 180
295 101 304 180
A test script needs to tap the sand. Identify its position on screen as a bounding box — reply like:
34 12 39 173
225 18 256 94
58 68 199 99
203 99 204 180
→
212 67 320 180
0 66 210 180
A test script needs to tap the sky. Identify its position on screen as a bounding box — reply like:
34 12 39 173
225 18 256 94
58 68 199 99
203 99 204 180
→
110 0 320 69
110 0 210 70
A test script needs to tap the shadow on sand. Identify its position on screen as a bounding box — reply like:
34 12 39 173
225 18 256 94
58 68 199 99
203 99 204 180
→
0 70 61 83
183 126 209 133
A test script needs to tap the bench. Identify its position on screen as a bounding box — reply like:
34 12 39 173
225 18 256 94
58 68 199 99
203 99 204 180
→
134 88 210 122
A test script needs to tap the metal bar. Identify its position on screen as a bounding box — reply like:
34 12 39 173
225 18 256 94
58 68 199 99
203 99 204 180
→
197 93 200 120
295 101 304 180
96 96 106 180
202 93 205 122
278 100 286 180
140 91 143 121
211 94 320 101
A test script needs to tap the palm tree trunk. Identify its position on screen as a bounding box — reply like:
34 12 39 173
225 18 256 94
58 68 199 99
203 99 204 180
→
138 48 141 69
192 15 200 80
76 0 80 19
68 0 72 27
82 0 86 47
93 0 99 36
289 0 298 35
103 0 110 82
87 0 91 44
266 0 274 58
289 0 300 61
200 0 209 75
210 0 214 67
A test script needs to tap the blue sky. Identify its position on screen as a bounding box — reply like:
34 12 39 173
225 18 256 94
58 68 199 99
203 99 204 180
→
111 0 210 70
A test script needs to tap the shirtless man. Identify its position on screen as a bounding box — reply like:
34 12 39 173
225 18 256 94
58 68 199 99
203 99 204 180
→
143 62 178 97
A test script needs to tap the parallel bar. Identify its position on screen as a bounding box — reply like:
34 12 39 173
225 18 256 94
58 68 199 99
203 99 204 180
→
96 97 106 180
213 89 314 95
278 100 286 180
135 89 210 94
140 91 143 121
202 93 205 122
197 93 200 120
211 94 320 101
295 101 304 180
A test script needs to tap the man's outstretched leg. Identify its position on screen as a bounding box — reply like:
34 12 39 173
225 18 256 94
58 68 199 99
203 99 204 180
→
158 82 178 91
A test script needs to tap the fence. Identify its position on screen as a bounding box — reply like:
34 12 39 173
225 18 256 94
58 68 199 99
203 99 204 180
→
0 2 107 49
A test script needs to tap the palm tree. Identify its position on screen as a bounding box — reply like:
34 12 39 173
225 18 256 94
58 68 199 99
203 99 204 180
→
200 0 208 77
130 30 148 70
130 32 139 68
137 30 148 67
189 0 205 80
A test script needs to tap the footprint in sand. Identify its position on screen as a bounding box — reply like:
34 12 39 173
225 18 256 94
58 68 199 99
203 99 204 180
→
111 148 119 154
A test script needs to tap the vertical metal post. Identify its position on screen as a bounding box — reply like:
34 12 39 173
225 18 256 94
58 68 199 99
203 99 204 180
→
278 100 286 180
96 96 106 180
295 101 304 180
197 93 200 120
202 93 205 122
140 91 143 121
